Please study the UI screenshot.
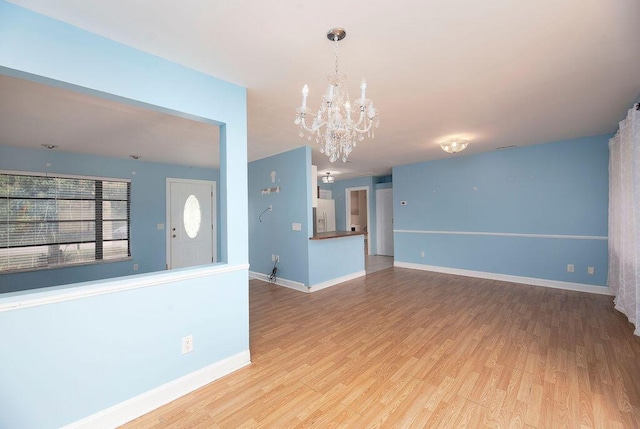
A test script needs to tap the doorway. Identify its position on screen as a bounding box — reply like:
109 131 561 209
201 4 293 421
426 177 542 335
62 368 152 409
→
345 186 371 255
166 178 217 269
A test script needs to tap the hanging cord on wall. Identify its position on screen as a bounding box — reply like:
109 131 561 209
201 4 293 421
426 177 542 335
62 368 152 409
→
259 205 273 222
268 259 278 283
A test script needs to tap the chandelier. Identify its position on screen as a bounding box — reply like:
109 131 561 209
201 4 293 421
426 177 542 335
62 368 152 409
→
440 138 470 154
295 28 380 163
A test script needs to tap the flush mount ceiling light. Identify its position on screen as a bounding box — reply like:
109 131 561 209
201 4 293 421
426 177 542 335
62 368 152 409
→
440 138 470 154
322 172 335 184
295 27 380 163
41 144 57 149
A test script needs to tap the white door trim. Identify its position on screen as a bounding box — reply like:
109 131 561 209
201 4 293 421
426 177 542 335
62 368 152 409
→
166 178 217 270
345 186 371 255
376 187 394 256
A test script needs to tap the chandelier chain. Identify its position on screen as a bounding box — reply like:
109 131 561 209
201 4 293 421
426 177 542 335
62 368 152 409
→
334 35 339 75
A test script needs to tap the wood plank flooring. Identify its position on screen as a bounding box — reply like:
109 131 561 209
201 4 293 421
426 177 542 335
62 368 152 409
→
365 255 393 274
121 267 640 428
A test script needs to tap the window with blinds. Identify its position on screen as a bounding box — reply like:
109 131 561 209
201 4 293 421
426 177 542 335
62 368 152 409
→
0 172 131 273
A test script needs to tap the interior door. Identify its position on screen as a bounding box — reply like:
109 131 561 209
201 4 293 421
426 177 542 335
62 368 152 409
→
169 180 215 269
376 188 394 256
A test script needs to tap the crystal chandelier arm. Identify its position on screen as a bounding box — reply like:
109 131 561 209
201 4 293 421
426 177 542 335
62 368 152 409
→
349 109 366 130
354 117 374 134
296 108 329 134
297 114 318 133
350 106 377 134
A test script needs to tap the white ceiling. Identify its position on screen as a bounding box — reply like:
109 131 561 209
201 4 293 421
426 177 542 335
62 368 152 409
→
0 75 220 168
3 0 640 180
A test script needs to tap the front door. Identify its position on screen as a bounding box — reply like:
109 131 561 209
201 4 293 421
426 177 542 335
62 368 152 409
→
168 180 215 269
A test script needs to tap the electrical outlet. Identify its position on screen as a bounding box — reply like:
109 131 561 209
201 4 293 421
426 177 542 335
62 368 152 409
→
292 222 302 231
420 251 425 258
181 335 193 354
567 264 574 273
587 267 595 275
133 263 138 271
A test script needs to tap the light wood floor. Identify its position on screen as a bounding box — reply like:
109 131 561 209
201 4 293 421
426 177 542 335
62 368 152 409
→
365 255 393 274
122 268 640 428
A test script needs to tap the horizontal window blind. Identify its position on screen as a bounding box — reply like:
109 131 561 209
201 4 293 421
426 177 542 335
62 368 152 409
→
0 173 131 272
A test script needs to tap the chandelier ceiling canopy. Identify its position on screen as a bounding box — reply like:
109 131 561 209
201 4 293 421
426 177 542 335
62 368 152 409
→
295 28 380 163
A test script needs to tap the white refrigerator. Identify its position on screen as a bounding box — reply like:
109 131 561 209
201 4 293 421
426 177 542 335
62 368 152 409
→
316 199 336 233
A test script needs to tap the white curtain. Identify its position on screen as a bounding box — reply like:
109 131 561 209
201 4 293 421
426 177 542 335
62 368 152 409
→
608 103 640 335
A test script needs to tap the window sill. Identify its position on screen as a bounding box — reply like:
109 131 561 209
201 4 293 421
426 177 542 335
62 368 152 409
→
0 256 132 275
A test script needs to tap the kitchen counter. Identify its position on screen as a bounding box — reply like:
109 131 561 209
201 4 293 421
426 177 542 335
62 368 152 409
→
310 230 366 240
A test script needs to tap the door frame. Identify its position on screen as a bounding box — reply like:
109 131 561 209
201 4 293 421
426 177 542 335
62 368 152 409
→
345 186 371 255
166 178 217 269
376 187 394 256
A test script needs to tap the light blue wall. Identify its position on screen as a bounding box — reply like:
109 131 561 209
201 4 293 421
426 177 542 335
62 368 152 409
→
0 268 248 429
308 235 365 285
0 3 248 264
0 2 248 428
393 135 609 286
248 147 311 285
249 148 366 287
0 145 221 293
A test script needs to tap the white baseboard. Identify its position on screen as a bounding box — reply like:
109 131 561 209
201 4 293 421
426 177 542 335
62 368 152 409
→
394 261 612 296
249 270 366 293
63 350 251 429
309 270 366 293
249 271 308 293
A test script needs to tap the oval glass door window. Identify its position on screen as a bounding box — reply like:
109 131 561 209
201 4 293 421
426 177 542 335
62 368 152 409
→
183 195 202 238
